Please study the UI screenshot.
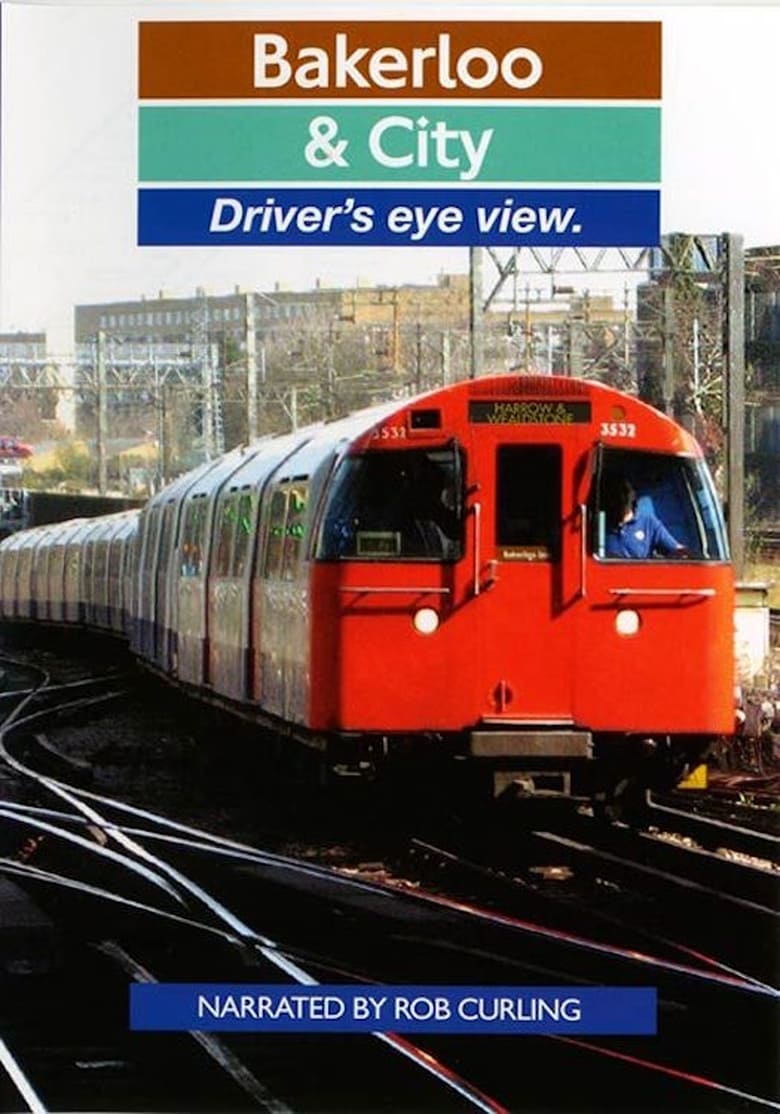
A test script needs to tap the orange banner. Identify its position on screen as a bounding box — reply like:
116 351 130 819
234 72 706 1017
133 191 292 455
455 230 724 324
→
139 21 661 100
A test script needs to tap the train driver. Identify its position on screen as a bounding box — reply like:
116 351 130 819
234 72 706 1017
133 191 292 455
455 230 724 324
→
604 477 686 559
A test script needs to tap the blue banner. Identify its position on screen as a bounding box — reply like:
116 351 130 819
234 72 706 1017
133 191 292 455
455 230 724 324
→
130 985 657 1034
137 188 659 247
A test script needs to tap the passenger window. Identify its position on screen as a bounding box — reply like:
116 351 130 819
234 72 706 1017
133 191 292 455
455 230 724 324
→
214 494 237 577
83 542 94 581
281 485 308 580
143 507 160 571
158 504 176 569
95 539 108 582
109 545 121 582
232 490 254 577
263 488 288 578
496 445 562 561
180 497 207 576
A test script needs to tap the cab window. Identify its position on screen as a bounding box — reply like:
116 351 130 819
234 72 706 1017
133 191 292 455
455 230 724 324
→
316 446 464 561
591 448 729 561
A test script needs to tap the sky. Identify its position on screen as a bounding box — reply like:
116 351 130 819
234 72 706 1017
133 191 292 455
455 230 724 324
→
1 0 779 355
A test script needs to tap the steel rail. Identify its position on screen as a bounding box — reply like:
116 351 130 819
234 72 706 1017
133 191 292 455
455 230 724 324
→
0 655 49 727
3 796 773 1001
0 690 127 741
408 836 775 992
2 711 773 1111
5 806 509 1113
3 855 774 1114
97 940 295 1114
0 1033 48 1114
0 859 296 1112
552 1035 780 1111
646 794 779 864
1 750 509 1112
0 808 188 904
0 672 131 704
534 829 778 918
0 857 255 948
3 704 777 1004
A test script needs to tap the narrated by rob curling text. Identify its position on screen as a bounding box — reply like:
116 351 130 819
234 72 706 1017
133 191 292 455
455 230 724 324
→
130 985 657 1034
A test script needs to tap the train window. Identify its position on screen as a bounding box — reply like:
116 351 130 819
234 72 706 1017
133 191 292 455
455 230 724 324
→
232 490 255 578
496 445 561 560
108 543 122 586
316 446 464 561
180 496 208 577
141 506 160 572
158 502 177 568
95 538 108 584
83 541 94 582
139 507 160 616
281 485 309 580
214 494 237 577
591 449 729 561
263 488 288 578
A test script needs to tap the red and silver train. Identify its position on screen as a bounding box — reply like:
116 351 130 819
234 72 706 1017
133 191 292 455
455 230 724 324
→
0 376 735 808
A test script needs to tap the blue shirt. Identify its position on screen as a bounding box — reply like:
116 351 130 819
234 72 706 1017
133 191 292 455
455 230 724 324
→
605 509 682 559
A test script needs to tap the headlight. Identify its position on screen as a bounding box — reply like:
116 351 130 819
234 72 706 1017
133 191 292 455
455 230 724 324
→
413 607 440 635
615 609 640 637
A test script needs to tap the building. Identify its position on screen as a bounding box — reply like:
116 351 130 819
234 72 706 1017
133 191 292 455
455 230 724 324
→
72 276 629 478
73 276 477 465
74 275 470 352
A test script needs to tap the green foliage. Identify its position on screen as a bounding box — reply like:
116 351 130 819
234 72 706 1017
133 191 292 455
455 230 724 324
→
22 439 92 491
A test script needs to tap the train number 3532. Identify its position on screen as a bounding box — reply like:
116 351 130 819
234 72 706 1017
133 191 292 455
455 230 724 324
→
600 421 637 438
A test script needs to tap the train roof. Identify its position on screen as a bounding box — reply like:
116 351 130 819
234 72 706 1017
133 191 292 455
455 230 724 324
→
135 375 700 514
305 374 701 456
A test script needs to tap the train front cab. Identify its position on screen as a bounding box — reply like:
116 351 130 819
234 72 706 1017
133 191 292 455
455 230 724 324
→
311 377 734 799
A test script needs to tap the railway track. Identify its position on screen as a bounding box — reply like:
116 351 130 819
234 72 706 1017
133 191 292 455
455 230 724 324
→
393 778 779 988
645 792 779 862
539 806 778 910
4 791 777 1113
658 787 780 837
0 651 778 1111
0 652 513 1113
521 800 778 987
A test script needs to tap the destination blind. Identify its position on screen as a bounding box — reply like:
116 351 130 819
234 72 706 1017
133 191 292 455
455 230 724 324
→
469 400 593 425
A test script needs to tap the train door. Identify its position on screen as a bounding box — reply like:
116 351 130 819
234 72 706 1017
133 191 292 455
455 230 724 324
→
154 498 179 668
467 436 582 724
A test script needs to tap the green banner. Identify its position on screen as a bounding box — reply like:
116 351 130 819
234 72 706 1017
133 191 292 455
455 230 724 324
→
139 105 659 183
